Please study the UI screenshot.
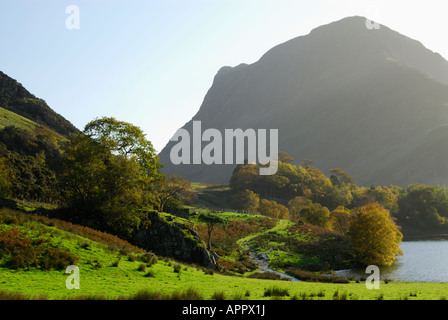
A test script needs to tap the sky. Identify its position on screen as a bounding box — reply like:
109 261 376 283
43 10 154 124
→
0 0 447 152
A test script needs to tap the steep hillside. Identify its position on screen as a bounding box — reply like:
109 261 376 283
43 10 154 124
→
159 16 448 187
0 106 38 131
0 71 79 137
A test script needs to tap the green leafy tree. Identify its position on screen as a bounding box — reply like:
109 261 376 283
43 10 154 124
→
329 168 353 185
288 196 330 227
59 134 111 212
277 151 294 163
229 164 258 192
231 189 260 212
329 206 351 235
0 157 13 197
152 175 196 212
84 117 161 178
397 184 447 228
7 151 58 202
59 130 156 238
324 183 354 210
198 213 227 250
258 199 289 219
298 201 330 228
288 196 309 222
367 186 399 215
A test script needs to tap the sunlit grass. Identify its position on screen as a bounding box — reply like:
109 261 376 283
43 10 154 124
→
2 208 448 300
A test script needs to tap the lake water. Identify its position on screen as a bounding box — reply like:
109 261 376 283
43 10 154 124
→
334 241 448 282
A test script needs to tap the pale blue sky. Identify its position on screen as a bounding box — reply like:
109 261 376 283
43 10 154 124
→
1 0 447 152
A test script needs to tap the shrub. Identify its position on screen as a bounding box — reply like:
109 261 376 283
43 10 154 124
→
0 226 78 270
332 290 348 300
127 254 137 262
0 290 49 300
0 208 144 254
38 246 79 270
130 288 203 300
139 253 157 265
112 259 121 267
173 264 182 273
137 263 147 272
144 270 155 278
232 292 248 300
263 286 289 297
211 291 226 300
202 267 214 275
89 259 102 269
170 288 203 300
80 243 90 250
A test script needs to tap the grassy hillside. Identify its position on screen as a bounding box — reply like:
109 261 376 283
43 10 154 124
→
0 106 68 156
0 107 37 131
0 71 79 137
2 207 448 300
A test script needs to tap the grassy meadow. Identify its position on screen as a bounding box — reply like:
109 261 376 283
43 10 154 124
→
2 206 448 300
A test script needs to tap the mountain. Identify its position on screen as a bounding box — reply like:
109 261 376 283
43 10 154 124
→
0 71 79 137
158 16 448 187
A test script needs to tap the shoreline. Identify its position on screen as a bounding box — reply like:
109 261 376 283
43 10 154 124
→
402 234 448 241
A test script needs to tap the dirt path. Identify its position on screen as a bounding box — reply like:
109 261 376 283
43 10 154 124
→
238 219 301 282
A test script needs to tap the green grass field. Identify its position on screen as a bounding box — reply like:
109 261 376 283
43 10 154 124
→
3 259 448 300
2 207 448 300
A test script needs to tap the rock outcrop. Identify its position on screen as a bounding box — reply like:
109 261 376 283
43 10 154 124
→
133 212 219 269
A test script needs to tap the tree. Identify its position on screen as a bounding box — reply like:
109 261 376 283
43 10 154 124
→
84 117 161 178
198 213 227 251
397 184 447 228
258 199 289 219
297 201 330 228
366 186 399 215
329 206 351 235
7 151 58 202
59 134 111 211
288 196 309 222
229 164 258 192
0 157 13 198
231 189 260 212
306 166 332 204
288 196 330 227
300 159 314 167
152 175 196 212
329 168 353 185
324 183 353 210
59 133 152 238
348 203 403 266
277 151 294 163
